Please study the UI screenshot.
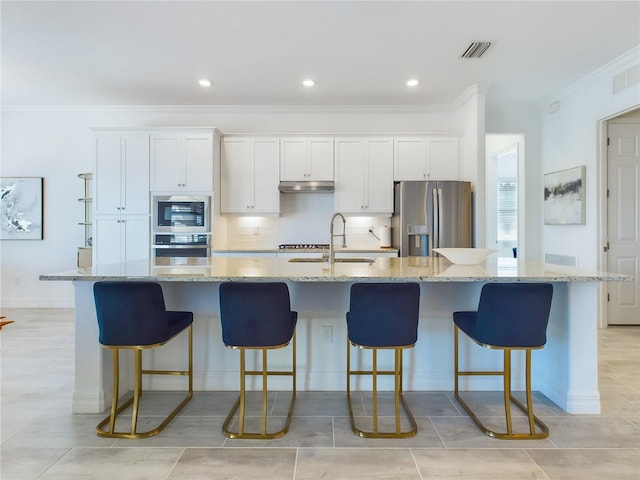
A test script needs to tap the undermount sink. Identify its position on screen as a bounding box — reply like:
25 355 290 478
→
288 257 375 264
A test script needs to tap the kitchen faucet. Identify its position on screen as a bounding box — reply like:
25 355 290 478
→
329 212 346 264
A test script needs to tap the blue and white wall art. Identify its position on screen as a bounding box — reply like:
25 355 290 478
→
1 177 44 239
544 166 586 225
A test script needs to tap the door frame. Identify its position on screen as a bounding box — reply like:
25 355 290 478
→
485 133 525 259
598 106 640 327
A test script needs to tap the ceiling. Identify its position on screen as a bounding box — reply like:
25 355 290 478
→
2 1 639 108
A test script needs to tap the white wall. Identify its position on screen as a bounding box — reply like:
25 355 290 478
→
1 106 470 307
541 47 640 270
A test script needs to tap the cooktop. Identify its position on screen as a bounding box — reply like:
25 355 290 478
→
278 243 330 250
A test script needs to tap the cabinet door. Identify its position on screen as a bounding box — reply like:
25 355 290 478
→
280 137 308 181
426 136 460 180
184 134 213 191
308 137 334 181
122 216 150 262
93 216 122 266
151 135 182 190
334 138 365 213
221 138 255 213
393 137 426 180
121 135 150 215
252 138 280 214
94 134 123 215
364 138 394 214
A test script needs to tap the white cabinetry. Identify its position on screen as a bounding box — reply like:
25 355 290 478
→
151 130 215 191
220 137 280 214
93 132 150 266
334 137 394 215
393 136 460 181
280 137 334 181
93 216 150 266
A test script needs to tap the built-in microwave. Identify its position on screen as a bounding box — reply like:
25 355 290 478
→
152 195 211 233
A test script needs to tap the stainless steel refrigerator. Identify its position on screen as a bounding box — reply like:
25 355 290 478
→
391 181 472 257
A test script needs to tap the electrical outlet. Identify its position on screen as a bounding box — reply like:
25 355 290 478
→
321 325 333 343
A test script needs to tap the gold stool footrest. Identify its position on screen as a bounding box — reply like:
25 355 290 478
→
454 390 549 440
346 391 417 439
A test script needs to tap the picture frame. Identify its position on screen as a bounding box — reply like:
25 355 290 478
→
544 166 585 225
0 177 44 240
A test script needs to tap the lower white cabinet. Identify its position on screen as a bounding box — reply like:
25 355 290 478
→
93 216 149 266
334 137 394 215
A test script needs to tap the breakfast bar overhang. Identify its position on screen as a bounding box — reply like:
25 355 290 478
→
40 256 629 415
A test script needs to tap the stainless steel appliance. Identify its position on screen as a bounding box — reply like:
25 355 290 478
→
153 195 210 233
392 181 472 257
152 195 211 258
153 233 210 258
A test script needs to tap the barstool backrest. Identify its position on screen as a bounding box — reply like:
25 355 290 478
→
475 283 553 348
219 282 297 347
347 282 420 347
94 281 169 346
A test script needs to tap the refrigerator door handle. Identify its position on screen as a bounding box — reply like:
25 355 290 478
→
437 188 444 248
432 187 439 249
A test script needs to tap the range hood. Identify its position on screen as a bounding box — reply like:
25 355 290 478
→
278 181 334 193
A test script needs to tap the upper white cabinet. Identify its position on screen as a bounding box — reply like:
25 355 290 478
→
280 137 334 181
94 133 150 216
393 136 460 181
334 137 394 215
151 130 215 191
221 137 280 214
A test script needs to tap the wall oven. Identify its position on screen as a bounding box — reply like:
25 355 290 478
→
152 195 212 258
153 233 210 258
153 195 210 233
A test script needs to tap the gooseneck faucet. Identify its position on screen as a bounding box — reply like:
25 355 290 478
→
329 212 347 264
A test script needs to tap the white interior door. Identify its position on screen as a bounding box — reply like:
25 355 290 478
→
607 122 640 325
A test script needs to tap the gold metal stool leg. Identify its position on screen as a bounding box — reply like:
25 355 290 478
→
454 325 549 440
346 340 417 438
223 331 296 439
96 325 194 439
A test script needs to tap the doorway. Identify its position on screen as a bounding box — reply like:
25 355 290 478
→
605 108 640 325
486 134 525 258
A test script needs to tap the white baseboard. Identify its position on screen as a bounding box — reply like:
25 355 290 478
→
1 298 74 308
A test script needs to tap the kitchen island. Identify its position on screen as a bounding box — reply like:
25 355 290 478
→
40 256 628 415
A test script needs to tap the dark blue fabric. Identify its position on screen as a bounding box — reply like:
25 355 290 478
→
219 282 297 347
454 283 553 348
93 281 193 347
347 283 420 347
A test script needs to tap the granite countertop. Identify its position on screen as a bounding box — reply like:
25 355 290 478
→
40 256 629 283
215 247 399 254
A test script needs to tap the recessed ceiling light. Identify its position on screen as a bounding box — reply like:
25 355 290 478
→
302 79 315 88
198 79 212 87
406 79 419 87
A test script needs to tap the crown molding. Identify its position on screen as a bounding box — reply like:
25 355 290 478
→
1 103 456 114
541 44 640 107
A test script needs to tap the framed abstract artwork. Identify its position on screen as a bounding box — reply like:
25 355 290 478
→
0 177 44 239
543 166 586 225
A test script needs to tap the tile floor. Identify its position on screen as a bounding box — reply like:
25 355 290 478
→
1 308 639 479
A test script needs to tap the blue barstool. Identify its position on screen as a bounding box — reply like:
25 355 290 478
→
219 282 297 439
346 282 420 438
93 281 193 439
454 282 553 440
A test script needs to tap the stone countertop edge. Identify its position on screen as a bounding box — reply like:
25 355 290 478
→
215 247 399 254
39 257 630 283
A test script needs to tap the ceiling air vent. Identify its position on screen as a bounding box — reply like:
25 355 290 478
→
460 42 492 58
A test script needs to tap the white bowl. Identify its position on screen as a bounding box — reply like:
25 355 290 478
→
432 248 498 265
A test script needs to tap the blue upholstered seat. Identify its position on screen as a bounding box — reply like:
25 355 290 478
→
92 281 193 439
218 281 298 439
94 282 193 346
453 282 553 440
453 283 553 348
347 282 420 347
345 282 421 438
219 282 297 347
